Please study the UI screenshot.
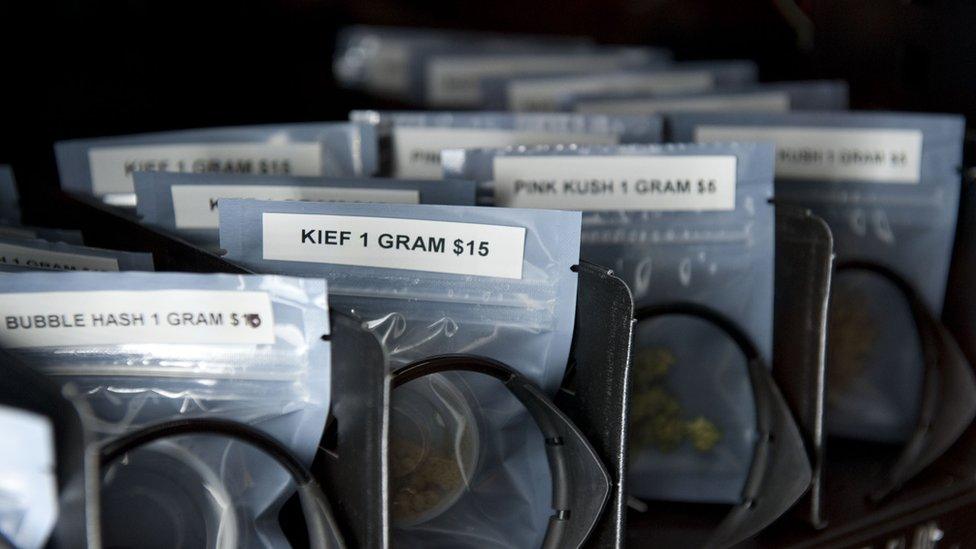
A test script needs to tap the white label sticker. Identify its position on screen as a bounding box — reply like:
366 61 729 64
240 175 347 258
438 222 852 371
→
172 184 420 229
392 126 619 179
694 126 923 184
262 212 526 279
0 243 119 271
425 54 638 107
88 142 323 196
509 71 715 112
492 155 737 211
0 290 275 348
575 91 790 115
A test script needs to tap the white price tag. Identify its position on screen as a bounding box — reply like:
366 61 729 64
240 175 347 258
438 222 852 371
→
0 290 276 348
694 126 923 184
509 71 714 112
392 126 618 179
88 142 323 195
0 242 119 271
262 212 526 279
492 155 737 211
172 184 419 229
575 91 790 115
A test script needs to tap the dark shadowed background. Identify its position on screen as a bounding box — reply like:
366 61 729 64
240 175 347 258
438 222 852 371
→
3 0 973 211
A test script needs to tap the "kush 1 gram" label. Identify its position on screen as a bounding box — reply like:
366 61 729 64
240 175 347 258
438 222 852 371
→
491 155 737 211
694 126 923 184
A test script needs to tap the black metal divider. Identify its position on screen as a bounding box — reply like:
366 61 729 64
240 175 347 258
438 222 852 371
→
556 261 635 548
314 312 391 549
771 206 834 530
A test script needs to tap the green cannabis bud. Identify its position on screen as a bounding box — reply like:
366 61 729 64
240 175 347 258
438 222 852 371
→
827 289 876 402
686 416 722 452
629 347 722 456
390 436 465 524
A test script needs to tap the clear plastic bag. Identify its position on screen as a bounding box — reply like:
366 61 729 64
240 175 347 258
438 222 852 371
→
0 236 154 271
352 110 664 179
332 26 595 100
478 60 758 112
134 171 476 248
0 406 57 549
401 44 668 108
219 200 581 548
565 79 848 114
443 141 776 503
55 122 378 206
0 272 331 548
0 167 88 245
0 226 85 245
670 110 964 442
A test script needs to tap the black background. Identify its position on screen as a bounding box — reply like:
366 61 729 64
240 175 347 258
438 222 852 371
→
2 0 974 208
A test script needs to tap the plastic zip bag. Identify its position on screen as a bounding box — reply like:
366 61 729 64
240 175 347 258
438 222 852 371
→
410 46 669 108
351 110 664 179
55 122 379 206
443 141 776 503
479 61 758 112
566 79 849 114
333 25 594 101
671 111 964 442
0 226 85 245
0 272 330 548
219 200 580 548
0 166 87 244
0 406 57 549
134 171 477 248
0 236 153 271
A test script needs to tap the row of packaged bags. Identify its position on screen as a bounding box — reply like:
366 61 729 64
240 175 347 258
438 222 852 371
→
0 26 972 549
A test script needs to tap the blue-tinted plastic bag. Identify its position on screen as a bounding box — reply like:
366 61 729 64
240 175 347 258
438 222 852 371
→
443 141 776 503
671 111 964 442
0 226 85 245
333 25 594 101
566 79 848 114
351 110 664 178
0 406 57 549
219 200 580 548
479 60 758 112
55 122 378 206
412 46 668 108
0 272 330 548
134 171 476 248
0 236 153 271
